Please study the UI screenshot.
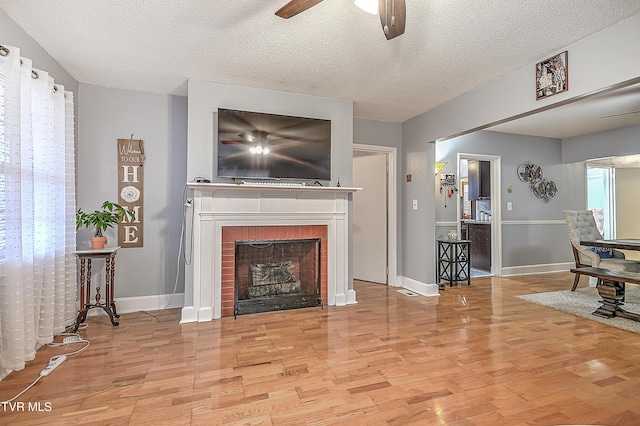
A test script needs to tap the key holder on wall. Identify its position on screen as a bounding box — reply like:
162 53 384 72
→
440 173 457 207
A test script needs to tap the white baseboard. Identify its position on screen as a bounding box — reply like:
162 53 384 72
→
389 275 402 287
346 289 358 304
399 276 440 297
86 293 184 317
501 262 573 277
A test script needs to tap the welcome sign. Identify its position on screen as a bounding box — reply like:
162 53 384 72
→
117 138 144 247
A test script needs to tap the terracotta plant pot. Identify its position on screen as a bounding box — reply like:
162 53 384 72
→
90 236 107 249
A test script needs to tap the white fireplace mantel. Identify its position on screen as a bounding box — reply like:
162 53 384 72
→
181 182 360 323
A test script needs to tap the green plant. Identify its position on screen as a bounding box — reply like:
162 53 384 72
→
76 201 135 238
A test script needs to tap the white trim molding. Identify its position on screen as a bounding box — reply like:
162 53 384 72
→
501 262 573 277
436 221 459 227
502 220 566 225
457 153 502 276
353 143 399 287
87 293 184 317
399 276 440 297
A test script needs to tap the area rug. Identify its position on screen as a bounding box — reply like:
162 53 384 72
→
516 285 640 334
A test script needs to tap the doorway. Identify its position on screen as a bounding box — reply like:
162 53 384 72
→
456 153 502 276
352 144 398 286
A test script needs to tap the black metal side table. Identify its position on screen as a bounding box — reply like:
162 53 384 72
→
436 239 471 289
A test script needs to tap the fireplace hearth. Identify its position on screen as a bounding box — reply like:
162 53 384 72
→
234 238 322 316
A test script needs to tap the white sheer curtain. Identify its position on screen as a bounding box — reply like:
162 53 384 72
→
0 44 77 379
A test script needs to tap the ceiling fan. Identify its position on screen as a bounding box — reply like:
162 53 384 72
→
275 0 406 40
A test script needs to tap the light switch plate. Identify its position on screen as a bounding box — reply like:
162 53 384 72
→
507 201 513 211
413 199 418 210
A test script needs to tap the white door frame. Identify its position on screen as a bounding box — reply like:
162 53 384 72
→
456 153 503 276
353 143 399 286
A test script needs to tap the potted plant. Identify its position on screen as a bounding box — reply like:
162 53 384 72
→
76 201 135 249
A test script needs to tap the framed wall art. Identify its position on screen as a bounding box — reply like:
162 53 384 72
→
536 51 568 100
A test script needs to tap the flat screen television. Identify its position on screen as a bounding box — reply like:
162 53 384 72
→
217 108 331 181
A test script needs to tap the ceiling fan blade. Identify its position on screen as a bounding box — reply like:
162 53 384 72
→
276 0 324 19
378 0 406 40
220 140 245 145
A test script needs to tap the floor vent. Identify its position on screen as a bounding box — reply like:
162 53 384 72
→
396 289 419 297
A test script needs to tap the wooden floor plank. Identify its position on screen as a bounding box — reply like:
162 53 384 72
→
2 273 640 424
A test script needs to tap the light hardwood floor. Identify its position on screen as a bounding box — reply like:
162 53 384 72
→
2 272 640 425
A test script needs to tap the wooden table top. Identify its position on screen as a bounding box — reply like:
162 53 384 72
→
580 238 640 251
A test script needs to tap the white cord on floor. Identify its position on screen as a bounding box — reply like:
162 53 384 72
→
1 376 42 404
0 332 90 404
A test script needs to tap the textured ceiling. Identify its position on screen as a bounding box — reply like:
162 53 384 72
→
2 1 640 122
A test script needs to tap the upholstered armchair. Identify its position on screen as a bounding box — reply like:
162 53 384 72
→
563 210 640 290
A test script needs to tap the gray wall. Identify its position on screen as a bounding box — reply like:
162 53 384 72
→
400 118 435 283
353 118 403 279
563 124 640 163
186 79 354 186
5 6 640 292
435 131 580 268
437 131 564 222
3 7 188 301
400 15 640 144
77 85 187 297
0 8 78 94
185 78 355 293
402 14 640 282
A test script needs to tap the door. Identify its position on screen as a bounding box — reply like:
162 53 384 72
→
353 153 388 283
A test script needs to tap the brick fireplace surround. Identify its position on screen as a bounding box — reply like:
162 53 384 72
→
221 225 328 317
181 183 359 323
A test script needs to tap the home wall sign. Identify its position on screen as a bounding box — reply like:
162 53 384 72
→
117 138 144 247
517 161 557 203
536 51 568 100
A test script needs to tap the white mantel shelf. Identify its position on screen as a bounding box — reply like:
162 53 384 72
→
181 182 359 323
187 182 360 195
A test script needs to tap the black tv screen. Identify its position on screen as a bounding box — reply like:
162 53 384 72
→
217 108 331 181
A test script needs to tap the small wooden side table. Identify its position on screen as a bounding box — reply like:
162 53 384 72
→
436 239 471 290
73 247 121 332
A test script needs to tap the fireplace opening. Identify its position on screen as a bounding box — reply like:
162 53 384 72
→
234 238 322 316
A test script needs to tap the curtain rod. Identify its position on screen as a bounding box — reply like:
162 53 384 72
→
1 44 66 95
2 44 39 79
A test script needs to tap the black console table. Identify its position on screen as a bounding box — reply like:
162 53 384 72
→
436 239 471 289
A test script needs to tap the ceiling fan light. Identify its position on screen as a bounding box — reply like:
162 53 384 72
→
263 147 270 155
355 0 377 15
